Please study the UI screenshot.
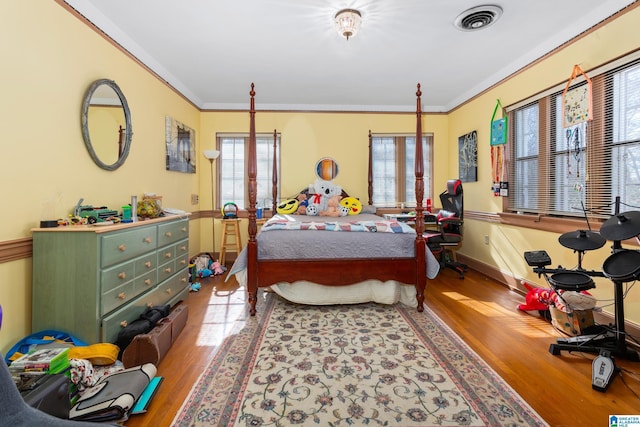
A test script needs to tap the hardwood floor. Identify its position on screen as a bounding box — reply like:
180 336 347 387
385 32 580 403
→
124 268 640 427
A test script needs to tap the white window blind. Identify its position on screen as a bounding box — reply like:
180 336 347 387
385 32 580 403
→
509 57 640 219
218 133 280 209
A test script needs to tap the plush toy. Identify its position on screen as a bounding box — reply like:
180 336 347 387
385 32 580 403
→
306 205 318 216
276 198 299 215
296 193 309 215
210 261 225 275
517 281 553 312
517 280 595 314
307 178 342 215
319 195 344 217
339 196 362 216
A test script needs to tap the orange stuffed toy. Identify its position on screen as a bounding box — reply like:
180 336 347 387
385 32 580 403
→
319 195 344 217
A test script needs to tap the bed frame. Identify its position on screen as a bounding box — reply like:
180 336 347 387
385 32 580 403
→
245 83 427 315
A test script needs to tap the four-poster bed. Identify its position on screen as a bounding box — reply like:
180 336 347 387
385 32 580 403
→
241 83 428 315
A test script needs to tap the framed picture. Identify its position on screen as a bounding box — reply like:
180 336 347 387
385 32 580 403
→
165 116 196 173
458 130 478 182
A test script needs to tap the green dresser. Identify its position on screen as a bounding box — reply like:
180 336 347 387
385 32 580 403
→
32 215 190 344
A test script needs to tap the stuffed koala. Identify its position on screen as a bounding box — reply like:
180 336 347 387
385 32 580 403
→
307 179 342 215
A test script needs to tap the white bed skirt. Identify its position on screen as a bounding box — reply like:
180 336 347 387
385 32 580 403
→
234 269 418 308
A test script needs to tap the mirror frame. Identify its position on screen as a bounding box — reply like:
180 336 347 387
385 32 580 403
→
81 79 133 171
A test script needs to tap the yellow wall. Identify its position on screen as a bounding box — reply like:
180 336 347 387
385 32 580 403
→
0 1 201 352
1 1 639 353
448 7 640 322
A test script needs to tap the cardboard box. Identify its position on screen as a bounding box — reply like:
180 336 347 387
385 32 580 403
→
549 306 594 336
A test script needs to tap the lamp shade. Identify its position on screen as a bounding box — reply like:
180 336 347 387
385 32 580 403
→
335 9 361 40
203 150 220 160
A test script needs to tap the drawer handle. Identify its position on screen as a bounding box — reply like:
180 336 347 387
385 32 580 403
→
165 267 172 273
118 244 126 252
166 288 172 294
145 261 152 268
144 279 151 286
164 252 172 259
181 227 187 232
144 237 152 244
180 259 186 265
118 272 126 280
165 231 172 237
181 277 187 283
120 320 128 328
118 292 126 300
180 245 187 251
147 303 153 308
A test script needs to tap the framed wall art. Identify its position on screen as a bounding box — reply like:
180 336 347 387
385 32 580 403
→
165 116 196 173
458 130 478 182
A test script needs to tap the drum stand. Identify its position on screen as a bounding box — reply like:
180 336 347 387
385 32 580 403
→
548 276 638 361
524 249 639 361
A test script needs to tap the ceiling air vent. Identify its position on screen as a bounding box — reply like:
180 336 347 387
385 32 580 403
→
454 5 503 31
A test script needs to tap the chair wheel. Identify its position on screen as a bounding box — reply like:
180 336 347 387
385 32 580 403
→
549 344 561 356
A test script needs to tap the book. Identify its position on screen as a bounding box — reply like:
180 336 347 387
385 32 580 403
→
9 347 70 373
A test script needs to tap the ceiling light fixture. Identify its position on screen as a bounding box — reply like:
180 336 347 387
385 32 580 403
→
454 5 503 31
335 9 361 40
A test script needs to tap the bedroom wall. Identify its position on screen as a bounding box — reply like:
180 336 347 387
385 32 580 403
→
0 1 202 353
447 6 640 326
199 111 449 256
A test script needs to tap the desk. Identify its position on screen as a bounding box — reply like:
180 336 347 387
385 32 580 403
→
383 213 438 230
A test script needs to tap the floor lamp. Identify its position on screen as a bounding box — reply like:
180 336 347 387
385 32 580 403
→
203 149 220 261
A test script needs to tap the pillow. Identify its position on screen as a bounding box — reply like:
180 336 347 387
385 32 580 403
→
339 197 363 215
361 204 376 214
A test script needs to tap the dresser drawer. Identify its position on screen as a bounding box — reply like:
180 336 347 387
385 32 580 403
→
146 272 190 308
135 270 157 294
134 253 156 275
158 220 189 247
102 281 136 315
101 261 135 294
101 275 190 344
102 296 151 344
101 226 157 268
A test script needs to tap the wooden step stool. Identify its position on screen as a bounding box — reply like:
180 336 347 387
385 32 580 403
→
219 219 242 265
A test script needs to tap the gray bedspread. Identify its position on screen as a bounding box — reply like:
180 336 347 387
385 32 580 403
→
228 214 440 279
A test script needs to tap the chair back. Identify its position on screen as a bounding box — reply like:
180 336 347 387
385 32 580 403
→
440 179 463 219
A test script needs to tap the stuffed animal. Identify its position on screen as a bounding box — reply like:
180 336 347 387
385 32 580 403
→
518 280 595 313
517 281 553 312
210 261 225 275
296 193 309 215
306 205 318 216
319 195 344 217
307 178 342 215
339 196 362 215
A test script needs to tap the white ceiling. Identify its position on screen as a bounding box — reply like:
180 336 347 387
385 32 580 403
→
62 0 637 112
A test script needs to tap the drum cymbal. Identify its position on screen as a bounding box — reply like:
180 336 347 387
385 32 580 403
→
600 211 640 241
558 229 606 251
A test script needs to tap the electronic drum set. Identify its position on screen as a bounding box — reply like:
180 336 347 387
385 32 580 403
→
524 210 640 362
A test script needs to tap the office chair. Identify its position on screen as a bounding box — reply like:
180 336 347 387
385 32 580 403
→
425 179 468 279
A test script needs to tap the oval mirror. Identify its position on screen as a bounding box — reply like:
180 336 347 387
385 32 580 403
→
81 79 132 170
315 157 339 180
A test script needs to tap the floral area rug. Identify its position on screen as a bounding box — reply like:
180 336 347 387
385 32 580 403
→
173 294 547 426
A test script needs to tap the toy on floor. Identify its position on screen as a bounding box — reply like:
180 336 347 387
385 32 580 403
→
517 280 596 315
190 282 201 292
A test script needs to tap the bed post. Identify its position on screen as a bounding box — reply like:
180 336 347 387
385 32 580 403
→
368 130 373 206
414 84 426 312
272 129 278 213
247 83 258 315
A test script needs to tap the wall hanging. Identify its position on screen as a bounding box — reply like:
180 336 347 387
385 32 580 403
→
562 64 592 128
165 116 196 173
458 130 477 182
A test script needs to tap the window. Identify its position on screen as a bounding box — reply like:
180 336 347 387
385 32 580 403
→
217 133 280 209
371 134 432 207
509 57 640 220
